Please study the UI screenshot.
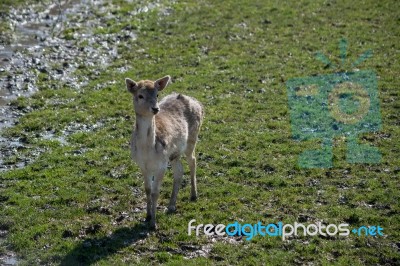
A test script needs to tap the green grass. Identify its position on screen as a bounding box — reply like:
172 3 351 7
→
1 0 399 265
0 0 39 11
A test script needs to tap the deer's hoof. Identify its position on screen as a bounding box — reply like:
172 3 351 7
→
167 206 176 213
145 214 152 222
190 194 198 201
149 222 157 230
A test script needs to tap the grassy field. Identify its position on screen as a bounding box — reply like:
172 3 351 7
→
1 0 399 265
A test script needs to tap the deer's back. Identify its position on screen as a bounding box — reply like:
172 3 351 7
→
155 93 203 149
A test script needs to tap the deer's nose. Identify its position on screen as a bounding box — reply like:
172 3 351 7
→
152 107 160 114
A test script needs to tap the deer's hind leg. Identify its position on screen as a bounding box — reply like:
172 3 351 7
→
168 159 183 213
185 141 198 201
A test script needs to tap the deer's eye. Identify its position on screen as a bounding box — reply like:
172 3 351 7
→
157 94 159 98
138 95 144 99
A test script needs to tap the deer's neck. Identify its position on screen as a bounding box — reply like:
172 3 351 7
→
135 114 156 148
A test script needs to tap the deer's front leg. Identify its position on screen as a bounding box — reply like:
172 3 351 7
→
149 167 166 229
143 174 152 222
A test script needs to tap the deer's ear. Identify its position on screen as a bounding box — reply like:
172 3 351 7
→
154 75 171 91
125 78 137 94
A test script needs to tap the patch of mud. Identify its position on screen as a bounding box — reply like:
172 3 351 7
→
0 120 105 171
0 135 50 172
0 0 80 104
0 253 18 266
0 222 17 265
0 0 170 111
0 0 140 124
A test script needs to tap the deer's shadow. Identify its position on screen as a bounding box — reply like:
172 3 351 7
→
60 222 150 266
